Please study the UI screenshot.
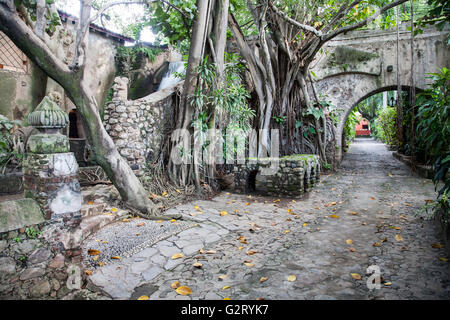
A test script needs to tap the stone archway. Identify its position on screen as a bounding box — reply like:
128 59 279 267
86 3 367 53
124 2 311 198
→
311 24 448 163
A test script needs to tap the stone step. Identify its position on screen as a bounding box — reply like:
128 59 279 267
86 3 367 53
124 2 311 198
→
81 203 107 218
79 209 129 242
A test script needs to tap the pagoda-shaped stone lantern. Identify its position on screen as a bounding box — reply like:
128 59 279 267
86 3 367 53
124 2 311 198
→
23 96 82 226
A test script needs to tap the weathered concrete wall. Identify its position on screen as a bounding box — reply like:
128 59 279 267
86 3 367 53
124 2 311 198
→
0 64 47 121
312 24 449 163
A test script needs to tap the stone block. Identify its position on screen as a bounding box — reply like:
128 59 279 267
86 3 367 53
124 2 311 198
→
26 134 70 154
0 199 45 233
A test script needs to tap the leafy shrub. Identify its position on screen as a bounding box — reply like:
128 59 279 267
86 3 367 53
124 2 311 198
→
343 109 358 149
374 107 398 146
415 68 449 220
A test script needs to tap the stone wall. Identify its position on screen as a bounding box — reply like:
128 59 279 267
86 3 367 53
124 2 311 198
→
103 79 181 168
0 199 100 300
234 155 320 198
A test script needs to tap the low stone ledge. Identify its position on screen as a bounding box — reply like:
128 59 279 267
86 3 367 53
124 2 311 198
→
393 152 435 179
233 154 321 197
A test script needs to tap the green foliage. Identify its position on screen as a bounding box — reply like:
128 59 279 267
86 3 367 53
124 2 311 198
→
0 116 24 174
415 0 449 43
415 68 449 218
373 106 398 146
16 0 60 34
192 53 254 131
147 0 197 52
25 227 41 239
273 115 286 124
189 53 254 160
343 109 358 148
115 45 163 76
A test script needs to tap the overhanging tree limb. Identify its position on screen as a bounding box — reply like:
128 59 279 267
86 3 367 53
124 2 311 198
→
323 0 409 41
268 1 322 37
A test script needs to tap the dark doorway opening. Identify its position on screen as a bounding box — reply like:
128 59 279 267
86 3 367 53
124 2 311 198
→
247 170 257 193
69 109 81 138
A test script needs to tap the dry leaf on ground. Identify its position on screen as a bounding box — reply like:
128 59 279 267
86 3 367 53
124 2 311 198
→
175 286 192 295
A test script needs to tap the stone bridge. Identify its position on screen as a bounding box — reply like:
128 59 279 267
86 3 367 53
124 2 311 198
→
312 24 449 163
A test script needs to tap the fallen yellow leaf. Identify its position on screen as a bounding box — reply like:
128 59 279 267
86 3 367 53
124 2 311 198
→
346 239 353 245
97 262 105 267
384 282 392 286
85 270 92 276
111 256 120 260
220 211 228 216
172 253 184 260
370 197 376 200
432 243 443 248
137 295 149 300
222 285 230 290
238 246 244 251
156 220 163 223
349 211 358 215
395 234 403 242
260 277 268 283
218 275 228 280
224 297 230 300
193 262 203 268
351 273 362 280
137 222 145 227
111 208 118 212
175 286 193 295
287 275 296 282
373 242 382 247
330 214 339 218
243 262 255 267
284 229 290 234
87 201 94 205
303 223 307 227
349 247 356 252
246 250 259 256
171 281 180 289
439 257 448 262
88 249 101 256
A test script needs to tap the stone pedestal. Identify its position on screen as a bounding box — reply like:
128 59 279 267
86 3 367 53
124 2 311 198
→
22 96 82 226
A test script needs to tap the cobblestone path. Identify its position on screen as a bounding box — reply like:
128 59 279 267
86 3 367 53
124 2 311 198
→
86 138 450 300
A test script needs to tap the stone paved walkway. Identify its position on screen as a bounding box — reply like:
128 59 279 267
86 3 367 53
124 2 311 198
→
85 138 450 300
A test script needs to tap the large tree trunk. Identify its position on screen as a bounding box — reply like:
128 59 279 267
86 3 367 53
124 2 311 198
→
169 0 211 190
0 2 178 219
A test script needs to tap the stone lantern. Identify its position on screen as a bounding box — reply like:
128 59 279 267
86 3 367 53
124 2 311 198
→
22 96 82 226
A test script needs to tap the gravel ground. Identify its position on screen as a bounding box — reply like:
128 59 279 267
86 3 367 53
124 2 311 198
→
82 219 197 268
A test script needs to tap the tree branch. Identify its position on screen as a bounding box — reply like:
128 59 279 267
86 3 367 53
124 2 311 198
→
268 1 322 37
0 2 73 84
323 0 409 41
322 0 362 34
34 0 46 39
88 0 157 25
